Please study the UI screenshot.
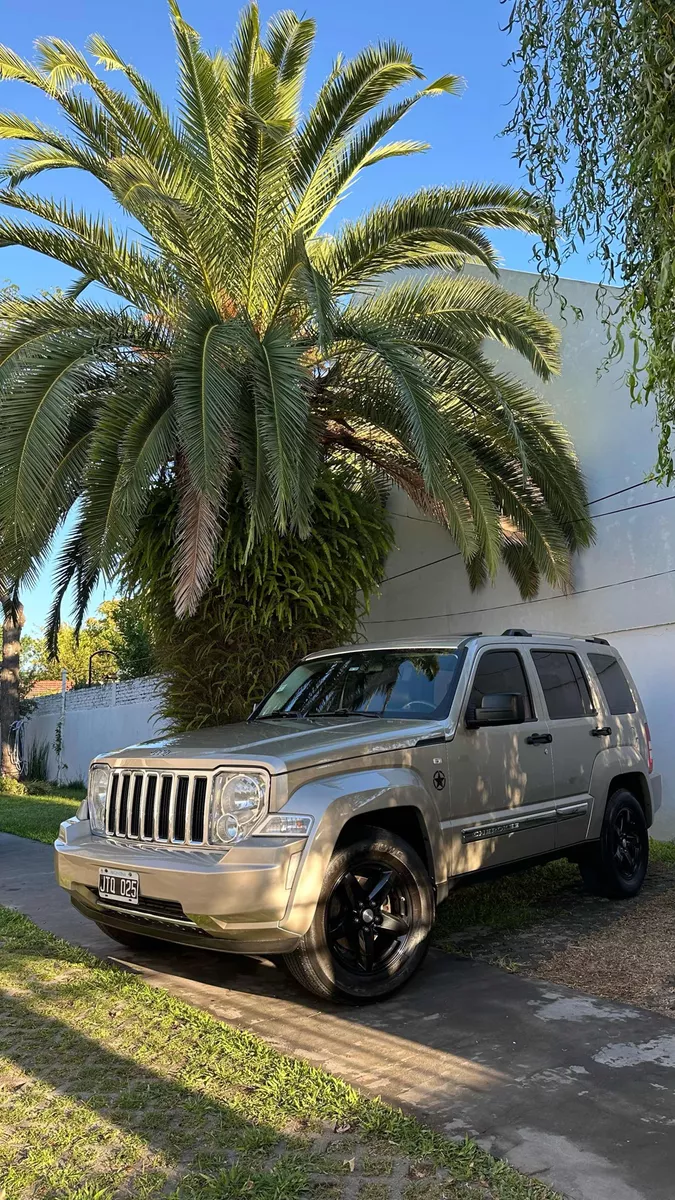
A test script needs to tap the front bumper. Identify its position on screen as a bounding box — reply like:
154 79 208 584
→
54 817 307 954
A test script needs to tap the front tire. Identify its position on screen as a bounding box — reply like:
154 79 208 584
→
284 826 434 1002
578 788 649 898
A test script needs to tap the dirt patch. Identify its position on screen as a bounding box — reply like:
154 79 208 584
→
446 859 675 1017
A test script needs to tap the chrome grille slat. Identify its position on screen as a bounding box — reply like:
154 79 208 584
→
191 777 207 844
117 774 130 836
129 774 143 837
106 769 209 846
166 774 177 842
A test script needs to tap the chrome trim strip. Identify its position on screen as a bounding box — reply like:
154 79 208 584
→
461 808 557 844
556 801 589 820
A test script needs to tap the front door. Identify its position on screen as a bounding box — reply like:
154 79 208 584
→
530 649 600 849
449 648 556 876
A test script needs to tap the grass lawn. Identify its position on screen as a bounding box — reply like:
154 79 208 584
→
0 906 559 1200
0 787 83 845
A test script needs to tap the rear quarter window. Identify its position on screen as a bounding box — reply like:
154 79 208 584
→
588 653 636 715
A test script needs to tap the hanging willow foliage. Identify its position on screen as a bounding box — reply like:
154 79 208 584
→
503 0 675 479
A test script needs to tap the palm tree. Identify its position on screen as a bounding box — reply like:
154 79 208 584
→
0 584 25 779
0 2 592 647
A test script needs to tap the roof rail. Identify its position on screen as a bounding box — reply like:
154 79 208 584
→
501 628 610 646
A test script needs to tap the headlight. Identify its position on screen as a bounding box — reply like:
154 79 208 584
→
209 770 269 844
88 764 110 834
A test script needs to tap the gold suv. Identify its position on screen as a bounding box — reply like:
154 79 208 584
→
55 631 660 1002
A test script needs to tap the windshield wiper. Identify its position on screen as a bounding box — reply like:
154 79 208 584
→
254 711 301 720
317 709 382 718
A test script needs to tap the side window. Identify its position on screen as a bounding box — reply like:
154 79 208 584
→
468 650 533 722
532 650 594 720
588 653 636 715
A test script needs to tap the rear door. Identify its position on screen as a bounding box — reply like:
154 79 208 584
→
450 647 556 875
530 648 600 848
586 650 643 755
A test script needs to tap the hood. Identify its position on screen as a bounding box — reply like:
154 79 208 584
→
100 715 445 774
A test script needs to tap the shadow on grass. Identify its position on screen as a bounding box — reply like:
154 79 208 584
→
0 989 305 1197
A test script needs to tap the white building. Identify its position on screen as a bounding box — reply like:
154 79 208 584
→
363 270 675 837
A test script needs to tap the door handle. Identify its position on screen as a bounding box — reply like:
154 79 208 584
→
591 726 612 737
525 732 553 745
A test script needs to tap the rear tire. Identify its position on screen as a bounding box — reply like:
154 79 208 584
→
578 788 648 898
284 826 434 1003
95 923 163 951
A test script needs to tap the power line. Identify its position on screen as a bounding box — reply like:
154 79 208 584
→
387 509 438 525
381 481 675 586
591 493 675 519
368 565 675 624
588 479 650 506
383 551 461 583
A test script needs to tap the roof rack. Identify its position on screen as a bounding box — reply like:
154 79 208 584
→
501 628 609 646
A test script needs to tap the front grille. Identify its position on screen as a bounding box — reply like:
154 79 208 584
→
106 770 209 845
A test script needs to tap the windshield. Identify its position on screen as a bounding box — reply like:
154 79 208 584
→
255 649 462 721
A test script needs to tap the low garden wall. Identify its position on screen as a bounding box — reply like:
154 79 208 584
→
24 676 166 785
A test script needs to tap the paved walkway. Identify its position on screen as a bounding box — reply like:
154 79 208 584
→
2 831 675 1200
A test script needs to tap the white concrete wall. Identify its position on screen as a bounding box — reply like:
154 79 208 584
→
363 270 675 837
24 677 166 785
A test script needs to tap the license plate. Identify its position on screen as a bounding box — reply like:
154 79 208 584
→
98 867 140 905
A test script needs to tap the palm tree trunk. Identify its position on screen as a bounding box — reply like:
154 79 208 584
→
0 596 25 779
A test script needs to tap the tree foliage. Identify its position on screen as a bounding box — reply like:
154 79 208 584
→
504 0 675 479
0 2 593 643
21 598 156 690
123 475 393 730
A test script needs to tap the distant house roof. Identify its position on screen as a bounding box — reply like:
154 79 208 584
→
25 679 74 698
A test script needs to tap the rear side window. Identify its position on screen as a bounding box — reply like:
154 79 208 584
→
588 653 636 715
532 650 594 720
468 650 533 721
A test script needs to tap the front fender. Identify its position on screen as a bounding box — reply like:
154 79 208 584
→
279 766 442 937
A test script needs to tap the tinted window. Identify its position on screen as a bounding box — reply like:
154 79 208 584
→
588 653 636 715
257 650 462 720
532 651 594 720
468 650 532 721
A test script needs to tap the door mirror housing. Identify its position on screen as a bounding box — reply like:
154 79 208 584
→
466 692 525 728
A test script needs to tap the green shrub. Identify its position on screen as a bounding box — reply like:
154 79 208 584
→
124 475 394 730
0 775 28 795
23 738 50 782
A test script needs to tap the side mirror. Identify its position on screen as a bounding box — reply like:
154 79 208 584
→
466 692 525 728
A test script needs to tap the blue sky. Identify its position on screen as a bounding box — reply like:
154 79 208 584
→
2 0 596 634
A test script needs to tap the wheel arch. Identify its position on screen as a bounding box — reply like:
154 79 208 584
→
335 806 436 883
608 771 653 827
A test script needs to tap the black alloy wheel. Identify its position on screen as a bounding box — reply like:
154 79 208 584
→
326 859 413 977
284 826 434 1001
578 788 649 898
610 802 645 882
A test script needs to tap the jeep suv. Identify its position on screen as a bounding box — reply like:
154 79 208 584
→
55 631 661 1001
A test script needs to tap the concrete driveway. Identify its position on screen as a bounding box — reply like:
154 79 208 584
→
2 831 674 1200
